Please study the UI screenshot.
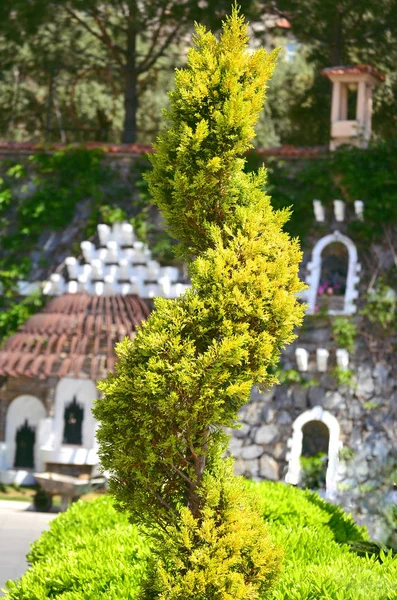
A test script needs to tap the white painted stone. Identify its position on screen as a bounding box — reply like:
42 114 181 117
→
354 200 364 220
65 256 79 279
336 349 349 370
333 200 345 222
313 200 325 222
98 224 111 246
295 347 309 371
81 241 95 262
316 348 329 372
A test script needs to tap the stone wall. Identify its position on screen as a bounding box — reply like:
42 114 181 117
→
227 318 397 542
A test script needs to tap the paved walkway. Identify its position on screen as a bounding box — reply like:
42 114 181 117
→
0 501 57 596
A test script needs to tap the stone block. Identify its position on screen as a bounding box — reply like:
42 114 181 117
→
234 423 251 438
259 455 280 480
356 366 375 398
228 436 243 457
255 425 279 445
308 386 325 407
243 458 260 477
241 444 263 460
323 391 344 410
293 388 307 409
239 402 262 425
275 411 292 425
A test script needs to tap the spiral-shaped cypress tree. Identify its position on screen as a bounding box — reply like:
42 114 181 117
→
94 8 305 598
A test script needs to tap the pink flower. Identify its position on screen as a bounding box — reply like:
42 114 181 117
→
327 287 333 295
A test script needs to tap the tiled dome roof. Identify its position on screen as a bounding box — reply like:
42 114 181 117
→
0 293 149 380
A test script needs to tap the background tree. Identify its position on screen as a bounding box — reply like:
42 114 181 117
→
94 8 305 598
0 0 263 144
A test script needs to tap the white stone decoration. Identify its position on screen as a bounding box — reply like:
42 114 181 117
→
305 231 361 315
39 378 99 472
313 200 325 222
295 348 309 372
316 348 329 372
0 395 47 484
336 349 350 370
354 200 364 220
333 200 345 222
285 406 342 498
43 222 190 300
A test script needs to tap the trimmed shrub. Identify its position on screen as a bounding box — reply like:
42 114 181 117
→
93 7 304 598
4 484 397 600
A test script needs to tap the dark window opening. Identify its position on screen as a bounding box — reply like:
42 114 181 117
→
347 85 358 120
14 419 35 469
63 397 84 445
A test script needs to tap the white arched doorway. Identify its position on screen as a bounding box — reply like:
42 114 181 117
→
285 406 341 498
5 395 46 472
306 231 360 315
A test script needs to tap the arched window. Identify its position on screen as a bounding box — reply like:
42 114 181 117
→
14 419 35 468
286 406 341 498
300 421 330 490
63 397 84 445
305 231 360 315
317 242 348 312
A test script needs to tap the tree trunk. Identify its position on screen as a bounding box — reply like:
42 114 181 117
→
330 9 344 65
122 21 138 144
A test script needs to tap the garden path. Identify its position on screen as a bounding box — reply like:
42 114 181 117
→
0 501 56 596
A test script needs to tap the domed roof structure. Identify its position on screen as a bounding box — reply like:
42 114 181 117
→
0 293 149 380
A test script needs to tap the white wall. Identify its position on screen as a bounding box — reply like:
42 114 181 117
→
41 378 98 466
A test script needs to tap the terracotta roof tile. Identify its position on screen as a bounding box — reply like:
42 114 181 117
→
321 65 385 82
0 293 149 380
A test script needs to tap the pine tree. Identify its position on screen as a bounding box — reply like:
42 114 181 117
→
94 7 305 598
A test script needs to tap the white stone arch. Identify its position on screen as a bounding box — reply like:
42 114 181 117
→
306 230 360 315
285 406 341 498
5 395 47 471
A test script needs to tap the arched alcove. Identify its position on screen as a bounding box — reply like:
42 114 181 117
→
63 397 84 445
285 406 341 498
317 242 348 312
306 231 360 315
300 420 330 490
5 395 46 471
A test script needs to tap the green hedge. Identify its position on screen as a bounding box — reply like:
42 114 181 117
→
4 483 397 599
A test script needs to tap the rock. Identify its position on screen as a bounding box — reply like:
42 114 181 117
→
308 386 325 407
356 366 375 398
373 362 389 387
241 444 263 460
323 391 344 410
293 388 307 409
348 400 362 419
243 458 260 477
259 455 279 480
355 461 370 481
270 443 285 459
275 410 292 425
234 423 251 438
262 406 275 424
274 385 294 408
239 402 262 425
255 425 279 445
233 459 246 476
228 436 243 457
372 440 390 461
